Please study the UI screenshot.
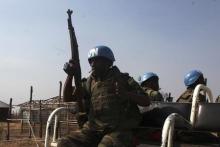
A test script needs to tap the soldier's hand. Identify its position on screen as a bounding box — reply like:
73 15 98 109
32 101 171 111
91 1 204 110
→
63 59 80 76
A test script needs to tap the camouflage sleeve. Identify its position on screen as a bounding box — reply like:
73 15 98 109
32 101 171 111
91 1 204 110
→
177 89 207 103
149 90 164 102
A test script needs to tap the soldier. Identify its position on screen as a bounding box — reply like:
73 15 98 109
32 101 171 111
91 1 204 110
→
140 72 164 102
57 45 150 147
176 70 206 103
215 95 220 103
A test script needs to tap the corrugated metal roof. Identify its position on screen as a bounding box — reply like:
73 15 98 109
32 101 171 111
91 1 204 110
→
0 100 9 108
17 96 62 106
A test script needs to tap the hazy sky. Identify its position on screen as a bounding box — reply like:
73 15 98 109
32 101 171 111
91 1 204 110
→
1 0 220 104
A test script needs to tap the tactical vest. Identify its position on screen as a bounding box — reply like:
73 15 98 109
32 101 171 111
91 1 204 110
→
85 68 141 130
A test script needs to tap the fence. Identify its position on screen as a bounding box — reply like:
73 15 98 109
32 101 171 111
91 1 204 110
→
1 102 79 142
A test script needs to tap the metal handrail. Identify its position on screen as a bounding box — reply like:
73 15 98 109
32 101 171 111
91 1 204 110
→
190 84 213 126
161 84 213 147
161 113 191 147
44 104 77 147
45 107 66 147
161 113 176 147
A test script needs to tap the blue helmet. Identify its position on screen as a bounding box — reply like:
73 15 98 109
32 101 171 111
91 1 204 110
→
88 45 115 62
140 72 158 85
184 70 203 86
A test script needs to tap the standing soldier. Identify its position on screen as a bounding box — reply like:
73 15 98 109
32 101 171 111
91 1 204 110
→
140 72 164 102
176 70 206 103
57 45 150 147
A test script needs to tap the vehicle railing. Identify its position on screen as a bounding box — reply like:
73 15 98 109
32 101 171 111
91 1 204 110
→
45 84 214 147
161 113 191 147
161 84 214 147
44 102 78 147
190 84 213 126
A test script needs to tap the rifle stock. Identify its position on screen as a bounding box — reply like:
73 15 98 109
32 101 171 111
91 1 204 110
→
67 9 84 112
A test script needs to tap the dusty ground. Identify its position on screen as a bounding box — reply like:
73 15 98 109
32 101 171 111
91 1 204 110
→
0 139 44 147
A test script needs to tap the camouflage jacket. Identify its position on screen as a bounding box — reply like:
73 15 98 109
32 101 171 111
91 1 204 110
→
176 88 206 103
82 66 146 131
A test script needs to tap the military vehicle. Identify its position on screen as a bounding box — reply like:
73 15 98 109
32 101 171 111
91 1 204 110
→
44 84 220 147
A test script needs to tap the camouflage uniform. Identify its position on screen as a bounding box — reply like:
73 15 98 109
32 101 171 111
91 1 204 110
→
58 66 145 147
142 87 163 102
176 88 206 103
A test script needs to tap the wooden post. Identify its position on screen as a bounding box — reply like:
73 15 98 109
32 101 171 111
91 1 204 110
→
6 98 12 140
59 120 62 138
57 81 62 138
59 81 62 105
29 86 33 138
9 98 12 118
33 122 36 136
7 120 10 140
39 100 42 138
67 105 69 134
21 109 24 134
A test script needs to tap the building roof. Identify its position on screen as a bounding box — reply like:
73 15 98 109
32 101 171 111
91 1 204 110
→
17 96 62 107
0 100 9 108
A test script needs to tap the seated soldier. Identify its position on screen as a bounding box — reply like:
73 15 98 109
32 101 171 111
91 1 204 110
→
137 73 164 142
58 45 150 147
215 95 220 103
177 70 207 103
140 72 164 102
176 70 219 143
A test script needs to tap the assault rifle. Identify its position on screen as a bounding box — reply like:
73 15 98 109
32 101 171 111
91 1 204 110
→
67 9 84 112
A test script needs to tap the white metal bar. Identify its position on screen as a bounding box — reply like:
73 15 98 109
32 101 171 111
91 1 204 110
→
161 85 213 147
167 119 174 147
44 103 78 147
161 113 176 147
190 84 213 126
45 107 67 147
52 114 59 143
161 113 190 147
